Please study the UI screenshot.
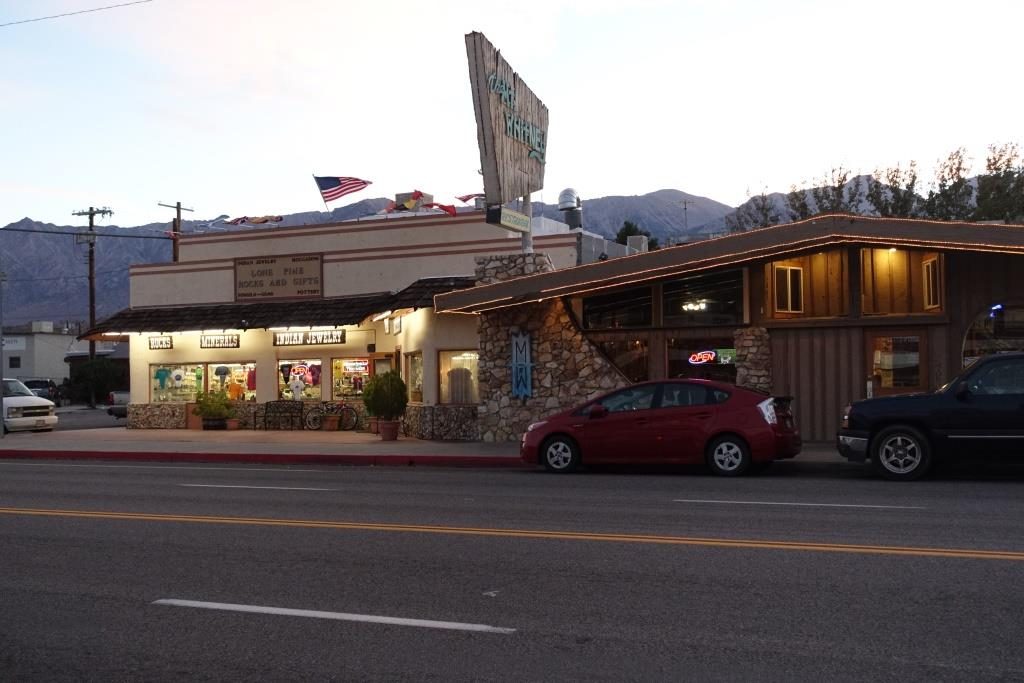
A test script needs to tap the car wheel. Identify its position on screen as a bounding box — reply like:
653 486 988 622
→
541 436 581 473
706 435 751 476
871 425 931 481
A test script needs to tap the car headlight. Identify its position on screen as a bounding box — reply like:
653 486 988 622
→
49 406 56 416
526 420 548 432
7 407 23 418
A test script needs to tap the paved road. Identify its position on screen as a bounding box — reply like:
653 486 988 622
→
53 407 124 432
2 460 1024 681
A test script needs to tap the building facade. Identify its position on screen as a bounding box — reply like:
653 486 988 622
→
2 321 101 382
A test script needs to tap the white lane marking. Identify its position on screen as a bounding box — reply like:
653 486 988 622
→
0 462 326 473
672 499 925 510
179 484 336 491
153 599 516 634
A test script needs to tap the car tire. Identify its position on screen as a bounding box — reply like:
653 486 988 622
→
871 425 931 481
541 435 581 473
706 435 752 476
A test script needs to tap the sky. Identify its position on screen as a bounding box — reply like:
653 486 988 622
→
2 0 1022 229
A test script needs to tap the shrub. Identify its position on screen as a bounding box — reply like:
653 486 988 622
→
362 370 408 421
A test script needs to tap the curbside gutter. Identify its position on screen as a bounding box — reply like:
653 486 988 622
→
0 450 528 468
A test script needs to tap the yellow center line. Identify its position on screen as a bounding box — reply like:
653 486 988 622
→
1 506 1021 561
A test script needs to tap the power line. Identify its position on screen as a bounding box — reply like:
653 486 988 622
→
0 226 169 240
6 268 126 283
0 0 154 28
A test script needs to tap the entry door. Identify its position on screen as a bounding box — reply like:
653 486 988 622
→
575 385 662 463
947 357 1024 453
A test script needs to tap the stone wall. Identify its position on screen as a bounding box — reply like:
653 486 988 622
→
734 327 772 393
127 403 186 428
404 404 479 441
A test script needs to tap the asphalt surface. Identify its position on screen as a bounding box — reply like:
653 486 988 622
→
2 461 1024 681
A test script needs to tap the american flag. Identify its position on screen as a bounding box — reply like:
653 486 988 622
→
314 176 372 202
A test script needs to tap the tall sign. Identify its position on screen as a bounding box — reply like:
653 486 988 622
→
466 32 549 207
235 255 323 302
510 331 533 398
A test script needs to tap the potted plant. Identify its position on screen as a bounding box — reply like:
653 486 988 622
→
361 378 379 434
192 389 236 430
362 370 407 441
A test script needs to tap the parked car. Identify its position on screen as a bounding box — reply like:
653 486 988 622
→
107 390 129 419
2 378 58 433
521 379 801 475
837 352 1024 480
22 378 59 402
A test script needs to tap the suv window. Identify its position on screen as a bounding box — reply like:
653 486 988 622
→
968 359 1024 395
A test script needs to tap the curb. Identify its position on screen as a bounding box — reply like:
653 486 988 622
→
0 450 527 468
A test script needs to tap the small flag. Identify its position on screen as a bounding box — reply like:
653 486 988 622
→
456 193 484 203
424 202 457 217
314 176 372 203
225 215 283 225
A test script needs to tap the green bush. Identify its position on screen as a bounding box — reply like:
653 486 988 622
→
362 370 408 421
191 390 236 419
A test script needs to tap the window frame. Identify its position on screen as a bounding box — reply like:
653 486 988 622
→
923 257 941 310
437 349 480 405
774 265 804 314
8 355 20 369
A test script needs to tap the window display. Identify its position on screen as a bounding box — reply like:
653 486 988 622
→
151 363 203 403
439 351 479 404
209 362 257 401
332 358 369 399
278 359 322 400
407 353 424 402
870 335 921 391
668 338 737 383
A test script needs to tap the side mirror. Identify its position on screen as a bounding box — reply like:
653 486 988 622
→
955 381 970 400
589 404 608 419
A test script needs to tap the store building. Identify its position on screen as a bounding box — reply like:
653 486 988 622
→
435 214 1024 442
2 321 103 383
83 207 631 437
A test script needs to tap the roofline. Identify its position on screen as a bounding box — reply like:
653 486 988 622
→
434 214 1024 314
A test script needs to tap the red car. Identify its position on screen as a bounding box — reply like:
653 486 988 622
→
520 379 801 475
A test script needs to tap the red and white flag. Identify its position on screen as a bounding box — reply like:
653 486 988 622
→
314 176 372 203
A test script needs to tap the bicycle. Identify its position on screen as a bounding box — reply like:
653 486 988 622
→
304 401 360 431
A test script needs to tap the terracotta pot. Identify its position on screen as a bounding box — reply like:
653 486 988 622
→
225 418 240 430
322 415 340 431
378 419 399 441
367 416 379 434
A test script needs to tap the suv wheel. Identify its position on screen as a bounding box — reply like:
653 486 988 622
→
872 425 932 481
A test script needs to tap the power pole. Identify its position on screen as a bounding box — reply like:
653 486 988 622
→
680 199 693 234
72 206 113 408
0 264 6 440
159 201 193 262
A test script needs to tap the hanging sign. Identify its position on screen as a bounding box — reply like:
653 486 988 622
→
148 336 173 350
200 334 240 349
273 330 347 346
235 254 323 302
510 331 533 398
689 350 717 365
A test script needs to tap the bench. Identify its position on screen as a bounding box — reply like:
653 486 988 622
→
255 400 305 430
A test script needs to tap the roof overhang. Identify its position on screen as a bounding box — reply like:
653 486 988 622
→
434 214 1024 314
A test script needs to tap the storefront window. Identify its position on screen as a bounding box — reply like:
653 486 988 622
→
151 363 203 403
582 287 653 329
869 335 922 392
208 363 257 401
663 270 744 326
278 359 322 400
595 339 649 383
963 304 1024 366
332 358 369 399
439 350 479 404
407 353 424 402
668 338 737 382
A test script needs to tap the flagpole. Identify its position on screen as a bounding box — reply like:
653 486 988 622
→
313 174 331 215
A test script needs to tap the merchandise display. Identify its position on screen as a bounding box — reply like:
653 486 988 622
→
149 362 257 402
332 358 369 399
278 359 321 400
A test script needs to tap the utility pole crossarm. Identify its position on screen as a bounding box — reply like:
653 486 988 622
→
158 201 194 263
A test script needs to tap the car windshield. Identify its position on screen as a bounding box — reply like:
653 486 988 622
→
2 379 35 397
936 359 980 393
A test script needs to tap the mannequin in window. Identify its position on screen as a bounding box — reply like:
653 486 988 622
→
447 367 474 404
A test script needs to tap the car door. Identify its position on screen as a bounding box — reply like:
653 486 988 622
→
948 358 1024 454
651 382 714 463
574 384 662 463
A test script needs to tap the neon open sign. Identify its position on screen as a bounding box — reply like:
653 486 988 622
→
689 350 717 365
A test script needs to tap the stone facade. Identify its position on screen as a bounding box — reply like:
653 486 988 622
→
475 252 630 442
404 404 479 440
127 403 186 428
733 327 772 393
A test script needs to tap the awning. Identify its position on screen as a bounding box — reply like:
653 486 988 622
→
81 276 476 340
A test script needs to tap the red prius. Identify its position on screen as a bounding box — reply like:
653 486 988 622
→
520 380 801 475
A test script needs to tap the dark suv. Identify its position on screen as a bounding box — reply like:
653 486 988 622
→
22 379 59 402
837 353 1024 480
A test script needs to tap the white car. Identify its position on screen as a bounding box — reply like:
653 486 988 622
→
3 378 58 433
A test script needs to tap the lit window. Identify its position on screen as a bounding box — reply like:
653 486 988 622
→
924 258 940 309
439 351 479 404
774 266 803 313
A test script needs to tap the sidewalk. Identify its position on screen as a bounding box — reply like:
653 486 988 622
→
0 425 842 468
